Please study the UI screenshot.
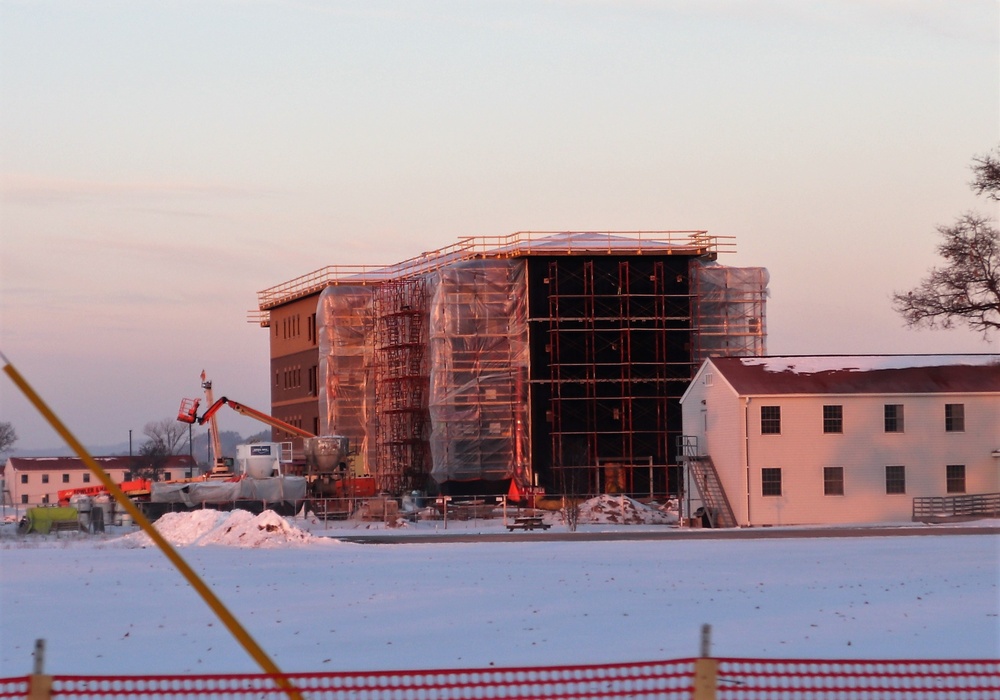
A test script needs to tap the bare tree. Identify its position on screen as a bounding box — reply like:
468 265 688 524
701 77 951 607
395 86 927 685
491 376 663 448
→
131 440 171 482
556 465 590 533
0 422 16 455
143 418 187 455
893 149 1000 337
971 147 1000 201
127 418 189 481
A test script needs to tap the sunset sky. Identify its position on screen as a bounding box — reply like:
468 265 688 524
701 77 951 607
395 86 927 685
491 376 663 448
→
2 1 998 451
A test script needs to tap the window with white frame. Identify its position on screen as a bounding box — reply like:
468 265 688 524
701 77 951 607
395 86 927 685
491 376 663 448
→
884 404 904 433
885 465 906 494
823 405 843 433
761 468 782 496
946 465 966 494
824 467 844 496
760 406 781 434
945 404 965 432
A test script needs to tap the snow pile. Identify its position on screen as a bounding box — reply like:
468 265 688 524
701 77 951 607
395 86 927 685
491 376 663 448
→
576 495 677 525
120 509 315 548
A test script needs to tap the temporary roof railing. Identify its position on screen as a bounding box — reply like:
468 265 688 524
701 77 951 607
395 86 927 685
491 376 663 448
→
253 230 733 314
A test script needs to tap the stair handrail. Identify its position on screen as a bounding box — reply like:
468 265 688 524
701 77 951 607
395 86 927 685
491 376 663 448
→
676 437 737 528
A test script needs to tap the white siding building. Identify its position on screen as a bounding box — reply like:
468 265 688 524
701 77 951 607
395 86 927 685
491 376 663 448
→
679 355 1000 527
1 455 198 507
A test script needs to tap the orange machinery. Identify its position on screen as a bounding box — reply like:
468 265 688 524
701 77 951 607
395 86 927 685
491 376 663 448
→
177 373 376 500
58 479 152 506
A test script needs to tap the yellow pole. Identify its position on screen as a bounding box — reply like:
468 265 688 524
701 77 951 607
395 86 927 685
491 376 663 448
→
692 623 717 700
2 353 302 700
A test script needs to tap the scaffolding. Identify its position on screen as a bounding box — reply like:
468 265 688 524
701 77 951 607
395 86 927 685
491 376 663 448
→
690 262 769 364
530 255 695 497
427 259 530 490
372 277 431 494
317 286 375 475
306 232 767 498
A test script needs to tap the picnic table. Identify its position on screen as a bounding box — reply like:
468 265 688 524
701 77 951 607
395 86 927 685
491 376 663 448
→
506 515 551 531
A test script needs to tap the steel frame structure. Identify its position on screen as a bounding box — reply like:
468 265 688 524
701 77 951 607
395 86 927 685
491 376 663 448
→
291 232 766 497
372 277 430 494
530 256 695 498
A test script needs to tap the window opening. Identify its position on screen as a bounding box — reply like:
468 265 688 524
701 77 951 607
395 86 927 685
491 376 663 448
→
824 466 844 495
761 467 782 496
823 405 843 433
760 406 781 434
946 464 966 494
885 465 906 494
884 404 903 432
945 404 965 432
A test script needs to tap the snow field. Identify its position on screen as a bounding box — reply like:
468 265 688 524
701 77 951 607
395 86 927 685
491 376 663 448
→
1 508 997 677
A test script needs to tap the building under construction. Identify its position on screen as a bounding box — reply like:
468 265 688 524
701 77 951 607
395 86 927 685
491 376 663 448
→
254 231 768 499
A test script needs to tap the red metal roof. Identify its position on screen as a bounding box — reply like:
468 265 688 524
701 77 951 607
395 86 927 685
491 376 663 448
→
2 455 197 474
707 355 1000 396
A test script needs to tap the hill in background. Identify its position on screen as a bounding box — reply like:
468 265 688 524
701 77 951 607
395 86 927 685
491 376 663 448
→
7 429 271 466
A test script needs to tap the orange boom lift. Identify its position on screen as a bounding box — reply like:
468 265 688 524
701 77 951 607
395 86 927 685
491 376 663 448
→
177 371 376 502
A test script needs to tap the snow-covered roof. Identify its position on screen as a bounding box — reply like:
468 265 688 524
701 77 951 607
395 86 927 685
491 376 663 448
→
704 354 1000 396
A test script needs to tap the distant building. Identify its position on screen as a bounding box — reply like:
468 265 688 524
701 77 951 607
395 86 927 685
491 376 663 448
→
1 455 198 507
253 231 769 497
679 355 1000 526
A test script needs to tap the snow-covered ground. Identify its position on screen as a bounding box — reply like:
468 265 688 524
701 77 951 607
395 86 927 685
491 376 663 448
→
0 500 997 678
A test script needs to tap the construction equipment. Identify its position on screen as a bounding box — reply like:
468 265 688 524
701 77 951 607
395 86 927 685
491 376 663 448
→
177 373 376 511
57 479 151 506
175 371 287 477
18 506 84 535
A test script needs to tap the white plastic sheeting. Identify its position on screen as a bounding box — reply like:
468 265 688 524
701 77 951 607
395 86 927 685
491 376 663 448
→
150 477 308 506
427 259 529 485
316 262 530 489
690 261 769 363
317 285 374 475
313 256 767 492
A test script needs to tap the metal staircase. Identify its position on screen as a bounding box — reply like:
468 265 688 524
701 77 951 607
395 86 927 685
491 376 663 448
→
677 437 738 528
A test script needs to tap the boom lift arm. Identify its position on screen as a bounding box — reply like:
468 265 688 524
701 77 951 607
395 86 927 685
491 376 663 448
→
177 374 374 508
178 396 315 439
177 389 314 477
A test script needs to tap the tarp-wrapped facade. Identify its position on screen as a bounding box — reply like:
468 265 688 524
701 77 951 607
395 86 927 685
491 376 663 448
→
427 259 529 487
691 262 769 364
302 232 769 497
317 286 375 475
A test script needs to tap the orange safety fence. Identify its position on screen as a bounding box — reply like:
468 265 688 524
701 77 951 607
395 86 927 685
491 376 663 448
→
3 658 998 700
